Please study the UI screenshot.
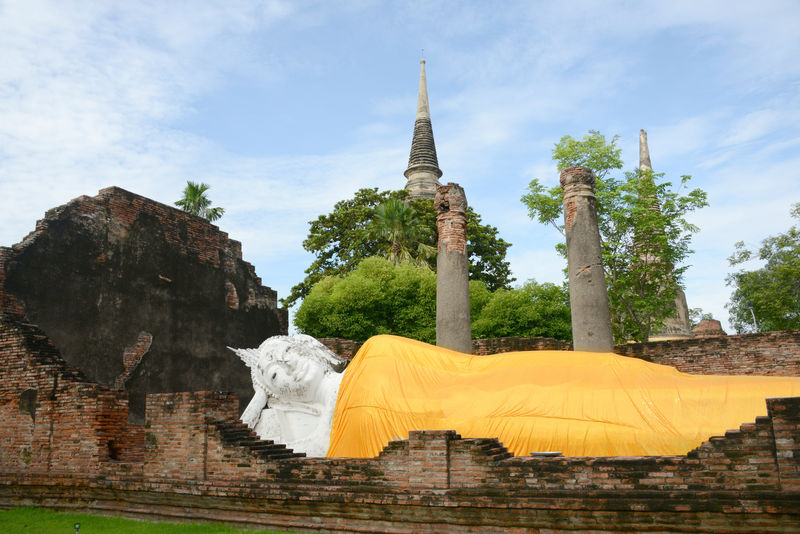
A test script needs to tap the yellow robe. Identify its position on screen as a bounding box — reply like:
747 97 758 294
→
326 335 800 458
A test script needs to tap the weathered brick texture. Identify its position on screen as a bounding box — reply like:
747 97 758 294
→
472 336 571 355
316 337 363 360
768 396 800 491
0 249 25 317
434 183 468 255
615 330 800 376
144 392 236 480
0 318 142 473
2 319 799 532
326 331 800 378
692 317 727 337
113 331 152 390
0 187 288 420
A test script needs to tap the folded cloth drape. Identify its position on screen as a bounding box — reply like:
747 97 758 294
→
327 335 800 458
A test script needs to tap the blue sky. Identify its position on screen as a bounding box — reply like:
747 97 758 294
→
2 0 799 333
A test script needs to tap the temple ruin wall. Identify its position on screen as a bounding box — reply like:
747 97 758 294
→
320 330 800 378
0 187 288 421
2 316 799 532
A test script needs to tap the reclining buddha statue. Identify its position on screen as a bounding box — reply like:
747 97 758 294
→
232 334 800 458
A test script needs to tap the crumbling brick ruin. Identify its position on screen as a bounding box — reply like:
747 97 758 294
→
0 187 287 421
1 316 799 532
1 188 800 531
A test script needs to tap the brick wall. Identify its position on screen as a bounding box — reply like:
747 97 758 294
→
615 330 800 376
144 392 239 480
0 187 288 420
472 336 571 355
2 398 800 532
2 319 800 532
324 331 800 379
113 332 152 390
0 317 142 473
0 249 25 317
468 332 799 376
317 337 363 361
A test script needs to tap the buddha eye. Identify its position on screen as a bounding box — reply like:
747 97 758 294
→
271 372 277 380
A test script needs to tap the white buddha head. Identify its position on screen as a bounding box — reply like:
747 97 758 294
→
232 334 346 405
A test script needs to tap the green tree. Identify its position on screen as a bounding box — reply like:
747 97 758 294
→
283 188 513 308
174 181 225 222
471 280 571 341
369 199 435 266
294 258 569 343
521 131 708 342
725 203 800 333
294 257 437 342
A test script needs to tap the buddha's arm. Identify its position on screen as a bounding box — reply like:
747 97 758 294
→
241 388 268 427
253 409 282 443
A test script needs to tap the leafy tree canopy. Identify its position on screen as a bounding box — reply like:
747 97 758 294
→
726 203 800 333
368 198 436 266
294 257 437 342
174 181 225 222
471 280 571 341
521 130 708 342
283 188 513 308
294 257 570 343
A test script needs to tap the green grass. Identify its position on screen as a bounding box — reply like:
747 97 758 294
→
0 506 298 533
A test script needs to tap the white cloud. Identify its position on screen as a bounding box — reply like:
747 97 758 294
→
722 109 785 147
0 0 293 243
1 0 799 335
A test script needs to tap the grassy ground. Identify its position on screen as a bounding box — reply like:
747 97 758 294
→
0 506 299 533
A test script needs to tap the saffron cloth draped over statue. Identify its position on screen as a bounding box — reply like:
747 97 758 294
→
327 335 800 458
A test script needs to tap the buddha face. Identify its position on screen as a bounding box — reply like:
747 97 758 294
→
255 338 329 403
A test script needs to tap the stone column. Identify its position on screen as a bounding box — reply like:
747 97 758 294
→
435 183 471 353
560 166 614 352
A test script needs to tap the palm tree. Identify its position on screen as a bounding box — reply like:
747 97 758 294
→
369 199 435 266
174 181 225 222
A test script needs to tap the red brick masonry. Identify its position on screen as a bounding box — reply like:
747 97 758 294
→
2 317 800 532
0 186 288 421
324 331 800 379
434 183 468 255
615 330 800 377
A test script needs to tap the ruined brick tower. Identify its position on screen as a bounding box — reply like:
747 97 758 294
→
0 187 287 421
639 129 693 340
404 59 443 199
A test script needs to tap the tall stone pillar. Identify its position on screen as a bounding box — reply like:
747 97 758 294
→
435 183 471 353
561 166 614 352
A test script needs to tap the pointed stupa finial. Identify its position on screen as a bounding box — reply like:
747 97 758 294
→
404 58 442 199
416 59 430 120
639 129 652 171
